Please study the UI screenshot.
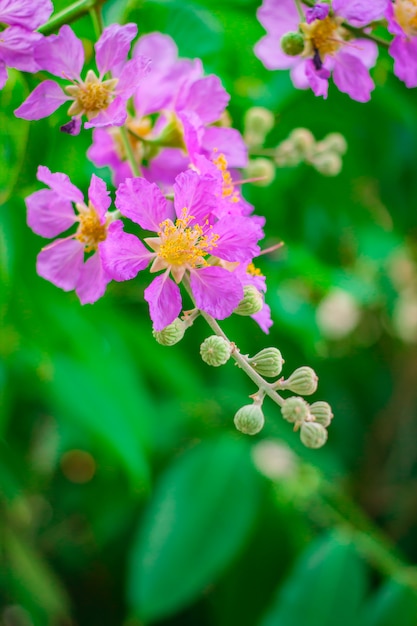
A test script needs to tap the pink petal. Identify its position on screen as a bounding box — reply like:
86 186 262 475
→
345 38 378 69
100 221 151 281
389 36 417 88
213 216 262 262
178 110 204 160
305 59 329 98
37 238 84 291
290 59 310 89
0 0 53 28
178 75 230 125
190 266 243 319
134 32 178 71
0 62 7 89
252 303 273 334
115 177 171 231
116 55 151 98
95 23 137 76
333 0 387 27
84 96 127 129
173 170 218 224
14 80 69 120
0 27 42 72
202 127 248 168
37 166 84 203
256 0 298 37
35 25 84 79
88 174 111 217
144 273 182 331
254 35 298 71
333 52 374 102
76 252 110 304
26 189 76 238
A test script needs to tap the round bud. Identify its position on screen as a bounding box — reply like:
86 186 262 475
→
311 152 342 176
300 422 328 449
289 128 315 153
249 347 284 378
200 335 231 367
153 318 186 346
322 132 347 155
234 403 265 435
234 284 264 316
244 107 275 137
280 31 305 56
283 366 318 395
245 158 276 186
281 396 309 425
310 401 333 428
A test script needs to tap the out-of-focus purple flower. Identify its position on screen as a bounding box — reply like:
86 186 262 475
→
0 0 53 89
386 0 417 88
15 23 150 133
254 0 385 101
101 170 264 330
26 166 120 303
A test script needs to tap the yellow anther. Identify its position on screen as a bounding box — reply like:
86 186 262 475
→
157 212 218 268
394 0 417 36
75 203 107 252
247 262 263 277
301 16 343 58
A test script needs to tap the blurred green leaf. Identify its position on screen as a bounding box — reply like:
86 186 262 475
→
361 578 417 626
260 531 367 626
128 435 260 621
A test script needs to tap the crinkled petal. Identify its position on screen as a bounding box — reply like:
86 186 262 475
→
76 251 110 304
213 216 262 262
0 27 42 72
35 25 84 79
202 127 248 169
306 3 329 23
37 166 84 203
100 221 151 281
134 32 178 71
37 238 84 291
144 273 182 331
84 96 127 129
0 0 53 28
178 110 204 159
95 23 137 76
256 0 298 37
190 266 243 319
14 80 69 120
333 51 374 102
345 38 378 69
333 0 387 27
88 174 111 217
389 36 417 88
116 55 151 98
115 177 171 230
252 303 273 334
386 2 405 36
26 189 76 238
254 34 298 70
173 169 218 224
305 59 329 98
290 59 309 89
178 75 230 125
144 148 189 188
0 61 7 89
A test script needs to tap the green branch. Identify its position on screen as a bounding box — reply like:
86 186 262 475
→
39 0 107 35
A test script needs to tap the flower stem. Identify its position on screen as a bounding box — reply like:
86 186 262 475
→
39 0 106 34
120 126 143 178
89 4 105 40
293 0 305 21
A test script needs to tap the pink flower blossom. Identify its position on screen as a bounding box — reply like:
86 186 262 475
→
101 170 264 330
26 166 120 303
254 0 385 101
386 0 417 88
15 23 150 134
0 0 53 89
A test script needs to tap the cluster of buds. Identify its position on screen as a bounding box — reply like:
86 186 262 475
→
274 128 347 176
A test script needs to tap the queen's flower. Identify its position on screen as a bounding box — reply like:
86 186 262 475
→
26 166 119 303
0 0 53 89
100 170 264 330
386 0 417 87
15 23 150 134
254 0 386 101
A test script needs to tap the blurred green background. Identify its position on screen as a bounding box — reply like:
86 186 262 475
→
2 0 417 624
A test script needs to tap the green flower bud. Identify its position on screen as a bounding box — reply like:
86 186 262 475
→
311 152 342 176
234 403 265 435
234 284 264 316
249 347 284 378
281 396 309 425
283 366 318 395
244 107 275 137
200 335 231 366
310 401 333 428
245 158 276 186
153 318 186 346
321 132 347 155
280 31 305 56
300 422 328 449
289 128 315 153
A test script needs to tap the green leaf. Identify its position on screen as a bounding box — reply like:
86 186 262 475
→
361 578 417 626
260 531 367 626
128 435 260 621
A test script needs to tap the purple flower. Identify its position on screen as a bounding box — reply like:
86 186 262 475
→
26 166 119 303
0 0 53 89
15 23 150 133
254 0 385 101
386 1 417 88
101 170 264 330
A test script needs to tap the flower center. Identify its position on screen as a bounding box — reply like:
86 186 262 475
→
75 203 107 252
213 153 240 203
157 210 218 268
394 0 417 36
65 70 118 119
301 16 343 58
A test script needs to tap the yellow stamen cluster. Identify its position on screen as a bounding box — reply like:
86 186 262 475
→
65 70 118 120
213 153 240 203
75 203 107 252
247 262 263 277
157 211 219 268
301 16 344 58
394 0 417 37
